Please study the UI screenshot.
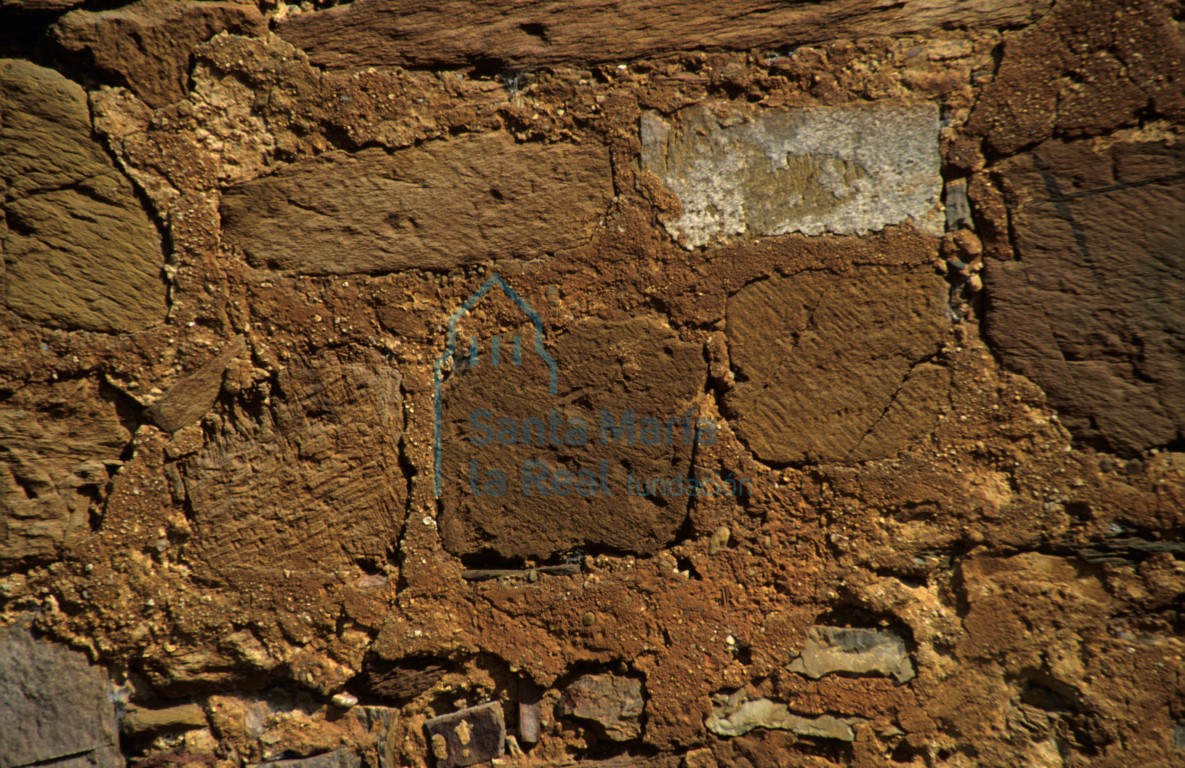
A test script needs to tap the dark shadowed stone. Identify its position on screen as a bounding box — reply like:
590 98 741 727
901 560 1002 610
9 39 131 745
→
423 702 505 768
0 624 122 768
358 656 450 705
983 139 1185 454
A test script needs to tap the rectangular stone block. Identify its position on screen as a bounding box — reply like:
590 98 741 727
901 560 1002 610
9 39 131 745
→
641 104 943 247
220 133 613 275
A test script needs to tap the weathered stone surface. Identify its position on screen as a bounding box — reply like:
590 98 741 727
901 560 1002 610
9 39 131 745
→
278 0 1049 71
53 0 267 108
146 337 247 433
220 134 613 274
968 0 1185 156
423 702 505 768
0 624 122 768
983 139 1185 454
725 267 949 464
641 105 943 247
358 656 449 705
788 626 915 683
0 59 164 333
559 673 645 742
0 379 129 567
437 305 706 560
706 692 856 741
248 749 361 768
176 347 406 582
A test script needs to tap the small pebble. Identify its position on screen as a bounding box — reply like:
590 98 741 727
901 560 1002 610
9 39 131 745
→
708 526 731 555
331 692 358 709
581 612 596 627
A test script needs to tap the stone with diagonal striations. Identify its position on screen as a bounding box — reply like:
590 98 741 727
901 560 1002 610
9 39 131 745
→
219 133 613 275
0 59 165 333
983 139 1185 454
725 267 949 465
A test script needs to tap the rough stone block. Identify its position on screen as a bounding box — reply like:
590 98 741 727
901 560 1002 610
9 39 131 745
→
436 309 706 560
176 347 406 583
0 379 130 567
640 104 942 248
967 0 1185 155
0 59 165 333
220 133 613 275
0 624 122 768
53 0 267 108
724 266 949 464
423 702 505 768
559 673 645 742
983 139 1185 454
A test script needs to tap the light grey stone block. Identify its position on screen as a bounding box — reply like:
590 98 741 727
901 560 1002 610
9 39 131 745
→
641 103 943 247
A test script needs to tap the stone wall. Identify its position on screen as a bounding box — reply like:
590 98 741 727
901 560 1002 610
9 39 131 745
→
1 1 1182 767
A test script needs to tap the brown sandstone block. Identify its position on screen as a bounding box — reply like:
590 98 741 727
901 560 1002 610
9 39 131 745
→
220 133 613 274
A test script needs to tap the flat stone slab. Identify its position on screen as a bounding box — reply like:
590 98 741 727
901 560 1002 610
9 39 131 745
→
706 692 857 741
249 749 361 768
641 104 943 248
789 626 916 684
220 132 613 274
277 0 1049 71
0 624 122 768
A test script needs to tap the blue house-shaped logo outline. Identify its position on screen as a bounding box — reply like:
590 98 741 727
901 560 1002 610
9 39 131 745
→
432 274 558 498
